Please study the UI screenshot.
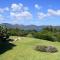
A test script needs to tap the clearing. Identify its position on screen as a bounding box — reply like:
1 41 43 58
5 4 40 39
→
0 36 60 60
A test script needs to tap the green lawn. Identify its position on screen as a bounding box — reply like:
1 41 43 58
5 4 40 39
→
0 36 60 60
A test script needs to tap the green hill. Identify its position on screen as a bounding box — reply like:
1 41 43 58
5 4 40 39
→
0 36 60 60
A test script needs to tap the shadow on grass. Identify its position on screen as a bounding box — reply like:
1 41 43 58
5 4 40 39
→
0 39 16 55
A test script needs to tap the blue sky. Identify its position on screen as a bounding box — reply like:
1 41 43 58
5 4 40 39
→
0 0 60 26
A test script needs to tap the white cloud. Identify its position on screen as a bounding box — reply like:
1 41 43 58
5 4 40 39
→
38 9 60 19
35 4 41 10
0 14 4 21
19 3 23 7
0 3 32 24
10 3 32 21
0 8 4 13
48 9 60 16
38 12 47 19
4 7 9 11
11 3 22 12
11 3 29 12
0 7 9 13
10 11 32 20
24 7 29 11
1 3 60 22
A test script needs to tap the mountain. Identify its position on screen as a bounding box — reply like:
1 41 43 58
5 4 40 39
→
0 23 45 31
1 23 15 28
1 23 60 31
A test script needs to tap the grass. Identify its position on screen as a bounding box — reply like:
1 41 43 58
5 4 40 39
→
0 36 60 60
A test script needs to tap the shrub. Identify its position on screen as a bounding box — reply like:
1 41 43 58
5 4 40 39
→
40 34 57 42
35 45 58 53
54 33 60 42
33 31 58 42
0 25 10 42
26 34 33 37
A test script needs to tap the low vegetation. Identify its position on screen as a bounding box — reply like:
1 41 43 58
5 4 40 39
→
33 26 60 42
0 25 10 44
0 37 60 60
4 25 60 42
0 25 60 60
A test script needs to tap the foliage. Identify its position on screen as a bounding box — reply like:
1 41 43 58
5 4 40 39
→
33 26 60 42
0 37 60 60
0 25 10 53
8 28 37 37
1 25 60 42
0 25 10 42
26 34 33 37
33 32 58 42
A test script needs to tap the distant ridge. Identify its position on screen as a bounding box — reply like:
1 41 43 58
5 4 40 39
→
0 23 60 30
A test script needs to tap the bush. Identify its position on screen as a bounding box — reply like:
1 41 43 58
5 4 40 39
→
54 33 60 42
33 31 58 42
35 45 58 53
40 34 57 42
26 34 33 37
0 25 10 42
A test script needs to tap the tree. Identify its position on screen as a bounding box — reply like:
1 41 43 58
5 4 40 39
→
0 25 9 43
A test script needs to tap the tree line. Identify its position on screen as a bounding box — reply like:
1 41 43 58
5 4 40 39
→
0 25 60 42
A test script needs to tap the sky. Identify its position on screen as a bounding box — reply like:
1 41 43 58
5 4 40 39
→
0 0 60 26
